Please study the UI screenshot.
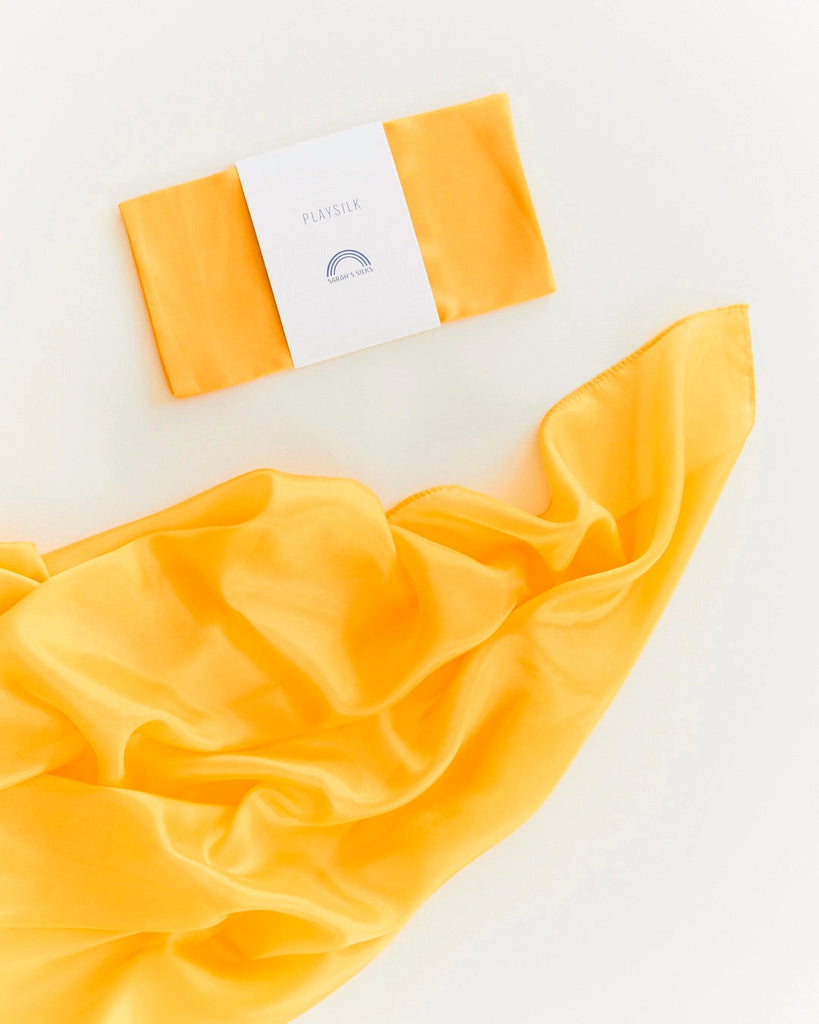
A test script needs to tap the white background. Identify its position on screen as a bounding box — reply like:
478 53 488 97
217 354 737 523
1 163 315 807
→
1 2 817 1021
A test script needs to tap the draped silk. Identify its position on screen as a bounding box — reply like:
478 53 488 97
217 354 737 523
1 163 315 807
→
0 305 754 1022
119 93 555 396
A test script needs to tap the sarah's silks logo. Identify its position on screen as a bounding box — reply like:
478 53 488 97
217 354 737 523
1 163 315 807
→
326 249 373 283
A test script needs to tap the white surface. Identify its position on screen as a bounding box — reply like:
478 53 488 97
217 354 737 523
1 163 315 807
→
1 2 817 1021
237 121 439 367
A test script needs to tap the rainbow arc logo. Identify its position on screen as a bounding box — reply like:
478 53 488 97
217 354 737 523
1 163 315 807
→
326 249 371 278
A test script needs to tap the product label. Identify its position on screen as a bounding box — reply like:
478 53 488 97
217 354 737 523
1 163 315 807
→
236 123 440 368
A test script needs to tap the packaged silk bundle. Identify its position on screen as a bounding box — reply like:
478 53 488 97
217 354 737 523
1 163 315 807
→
119 94 555 396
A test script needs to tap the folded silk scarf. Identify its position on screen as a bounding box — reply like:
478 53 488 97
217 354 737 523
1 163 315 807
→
119 93 555 397
0 305 754 1022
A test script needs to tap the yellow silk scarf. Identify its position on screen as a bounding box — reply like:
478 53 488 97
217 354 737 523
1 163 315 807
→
119 93 555 397
0 306 754 1022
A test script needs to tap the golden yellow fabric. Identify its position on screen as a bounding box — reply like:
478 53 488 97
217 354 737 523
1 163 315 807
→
119 94 555 397
0 306 754 1022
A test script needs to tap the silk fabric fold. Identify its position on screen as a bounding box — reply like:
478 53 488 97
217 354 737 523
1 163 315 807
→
0 305 754 1022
